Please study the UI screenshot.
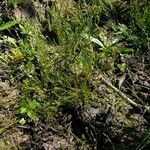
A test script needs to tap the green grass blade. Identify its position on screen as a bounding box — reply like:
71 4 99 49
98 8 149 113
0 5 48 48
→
0 20 20 31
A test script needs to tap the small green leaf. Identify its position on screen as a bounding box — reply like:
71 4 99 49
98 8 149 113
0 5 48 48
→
121 48 134 54
118 63 126 72
20 107 27 113
90 37 104 47
82 33 104 47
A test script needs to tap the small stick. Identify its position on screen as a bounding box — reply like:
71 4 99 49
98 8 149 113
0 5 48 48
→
99 75 150 112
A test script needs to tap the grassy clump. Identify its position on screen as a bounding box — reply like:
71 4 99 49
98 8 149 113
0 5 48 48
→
0 0 149 121
0 0 150 149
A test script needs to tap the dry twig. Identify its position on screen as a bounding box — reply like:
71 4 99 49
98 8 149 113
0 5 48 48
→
99 75 150 112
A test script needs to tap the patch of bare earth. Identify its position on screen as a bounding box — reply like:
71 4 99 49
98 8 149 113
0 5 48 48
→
0 79 29 149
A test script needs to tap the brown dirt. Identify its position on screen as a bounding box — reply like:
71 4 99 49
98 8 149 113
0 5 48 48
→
0 79 29 149
0 0 149 149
